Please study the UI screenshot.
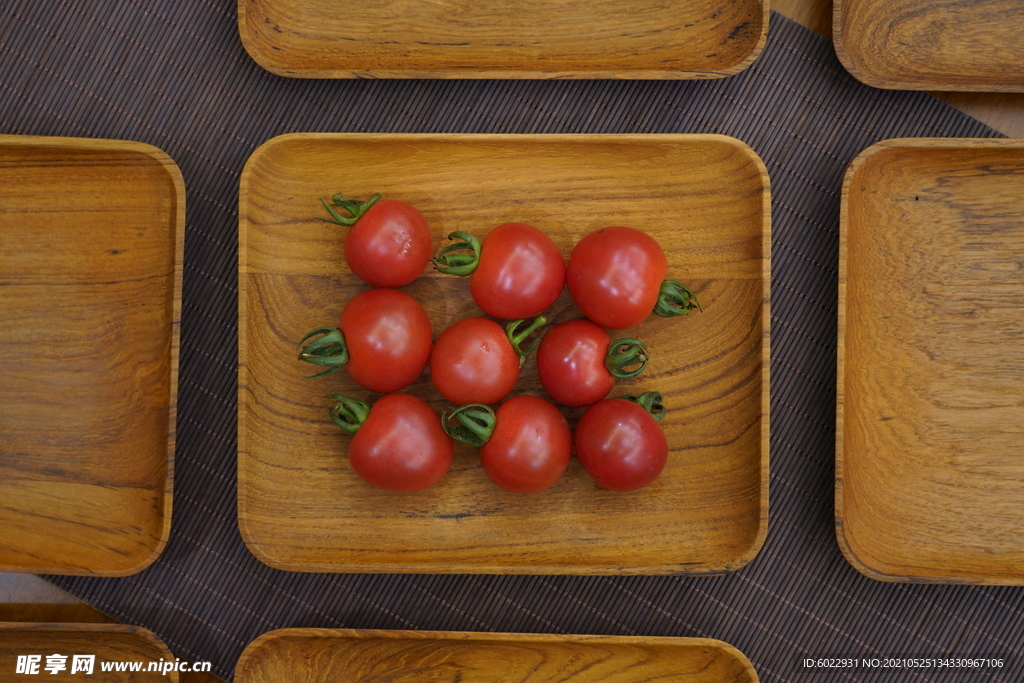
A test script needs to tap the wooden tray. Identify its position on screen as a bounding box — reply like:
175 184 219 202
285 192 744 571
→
237 0 769 79
837 138 1024 583
0 135 183 576
238 133 770 574
235 629 760 682
0 622 178 681
834 0 1024 91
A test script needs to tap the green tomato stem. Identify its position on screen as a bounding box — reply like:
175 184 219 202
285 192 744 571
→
506 315 547 368
623 391 666 422
326 394 371 434
605 338 649 379
442 403 496 447
315 192 382 227
297 326 349 379
654 280 702 318
432 231 482 276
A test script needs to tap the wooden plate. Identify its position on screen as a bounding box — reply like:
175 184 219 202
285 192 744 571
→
834 0 1024 91
238 133 770 574
0 136 183 576
237 0 769 79
0 622 179 681
837 138 1024 583
235 629 760 682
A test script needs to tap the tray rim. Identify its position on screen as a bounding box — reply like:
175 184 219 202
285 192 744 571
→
835 136 1024 584
234 628 760 683
832 0 1024 92
236 0 770 80
237 132 771 575
0 134 184 577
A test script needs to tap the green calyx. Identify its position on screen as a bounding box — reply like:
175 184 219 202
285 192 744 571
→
623 391 666 422
442 403 496 447
654 280 702 318
316 192 382 227
297 326 349 379
433 231 482 276
605 338 649 379
506 316 547 367
326 394 371 434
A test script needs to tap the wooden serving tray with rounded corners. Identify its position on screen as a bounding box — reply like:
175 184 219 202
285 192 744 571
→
833 0 1024 91
235 629 760 683
238 0 769 79
238 133 770 575
0 135 183 576
837 138 1024 584
0 622 179 681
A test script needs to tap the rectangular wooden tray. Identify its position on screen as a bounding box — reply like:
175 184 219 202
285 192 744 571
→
235 629 760 683
238 0 769 79
837 138 1024 583
834 0 1024 91
0 135 183 576
238 133 770 574
0 623 178 681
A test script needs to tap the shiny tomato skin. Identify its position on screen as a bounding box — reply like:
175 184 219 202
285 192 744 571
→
536 319 615 407
346 199 432 288
429 317 520 406
348 393 453 492
575 398 668 492
566 226 667 330
471 223 565 320
480 395 572 494
340 288 432 393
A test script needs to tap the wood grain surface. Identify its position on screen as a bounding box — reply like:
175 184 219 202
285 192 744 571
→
0 136 183 575
238 0 769 79
834 0 1024 91
0 622 179 681
836 138 1024 583
238 133 770 574
234 629 760 683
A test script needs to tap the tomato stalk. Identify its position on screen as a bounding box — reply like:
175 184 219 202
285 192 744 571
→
316 192 383 226
326 393 371 434
297 326 349 379
654 280 702 318
441 403 496 447
605 338 649 379
623 391 665 422
505 316 547 367
432 231 482 276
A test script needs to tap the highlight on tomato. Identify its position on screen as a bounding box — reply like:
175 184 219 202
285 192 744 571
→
566 226 701 330
536 319 648 407
575 391 669 492
327 393 452 492
318 192 433 288
433 223 565 320
297 288 432 393
429 316 546 406
443 395 571 494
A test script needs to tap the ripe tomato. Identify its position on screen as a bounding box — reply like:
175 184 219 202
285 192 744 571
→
319 193 433 288
575 393 668 492
536 319 648 407
329 393 452 492
434 223 565 319
429 316 544 406
298 288 431 393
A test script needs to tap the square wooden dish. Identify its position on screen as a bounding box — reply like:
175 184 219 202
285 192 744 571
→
235 629 760 683
238 133 770 574
837 138 1024 583
237 0 769 79
834 0 1024 91
0 135 183 576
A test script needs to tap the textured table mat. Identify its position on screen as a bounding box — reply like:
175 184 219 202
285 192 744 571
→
2 1 1019 680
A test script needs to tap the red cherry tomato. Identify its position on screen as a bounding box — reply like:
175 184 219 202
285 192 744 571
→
480 396 572 494
575 394 668 492
466 223 566 319
330 393 452 492
566 226 667 330
320 193 433 288
536 319 649 407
